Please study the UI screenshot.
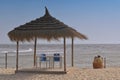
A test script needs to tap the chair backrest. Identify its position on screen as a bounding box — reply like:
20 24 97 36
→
54 53 60 61
39 54 46 61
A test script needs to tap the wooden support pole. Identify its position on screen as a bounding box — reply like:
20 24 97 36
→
71 37 74 67
104 58 106 68
64 37 66 72
5 53 7 69
16 41 19 71
34 37 37 67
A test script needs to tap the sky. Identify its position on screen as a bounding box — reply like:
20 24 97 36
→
0 0 120 44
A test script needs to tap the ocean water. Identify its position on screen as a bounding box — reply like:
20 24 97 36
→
0 44 120 68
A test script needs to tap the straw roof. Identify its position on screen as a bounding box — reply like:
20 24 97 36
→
8 7 87 42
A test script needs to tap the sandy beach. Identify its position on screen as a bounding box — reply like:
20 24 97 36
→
0 44 120 80
0 67 120 80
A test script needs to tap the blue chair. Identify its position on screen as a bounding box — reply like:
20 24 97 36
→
39 54 48 68
40 54 47 61
53 53 62 68
54 54 60 61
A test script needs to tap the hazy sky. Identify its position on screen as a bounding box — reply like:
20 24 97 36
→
1 0 120 44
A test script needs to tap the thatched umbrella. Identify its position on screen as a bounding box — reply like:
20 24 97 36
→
8 7 87 72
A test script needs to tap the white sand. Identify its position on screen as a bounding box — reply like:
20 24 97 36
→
0 67 120 80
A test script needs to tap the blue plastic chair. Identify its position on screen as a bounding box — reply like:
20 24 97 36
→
54 53 60 61
40 54 47 61
39 54 48 68
53 53 62 68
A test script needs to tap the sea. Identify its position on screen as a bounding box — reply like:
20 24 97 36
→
0 44 120 68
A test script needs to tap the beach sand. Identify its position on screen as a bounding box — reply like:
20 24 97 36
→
0 67 120 80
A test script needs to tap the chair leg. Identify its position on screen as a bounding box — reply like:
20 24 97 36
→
36 57 37 68
53 61 54 69
49 59 50 68
60 57 62 68
39 62 41 68
46 61 47 68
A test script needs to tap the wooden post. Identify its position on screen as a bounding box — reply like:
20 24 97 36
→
71 37 74 67
104 58 106 68
5 53 7 69
34 37 37 67
64 37 66 72
16 41 19 71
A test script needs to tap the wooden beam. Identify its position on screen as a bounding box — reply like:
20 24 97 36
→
64 37 66 72
5 53 7 69
71 37 74 67
34 37 37 67
16 41 19 71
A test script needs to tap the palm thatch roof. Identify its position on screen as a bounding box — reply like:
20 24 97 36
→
8 7 87 42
